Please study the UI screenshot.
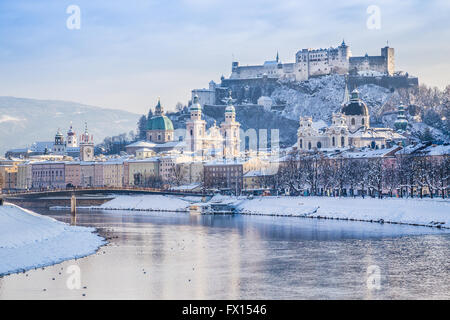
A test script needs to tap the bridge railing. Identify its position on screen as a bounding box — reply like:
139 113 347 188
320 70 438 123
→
2 186 210 197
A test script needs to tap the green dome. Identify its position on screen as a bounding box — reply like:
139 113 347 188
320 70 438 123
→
147 115 174 131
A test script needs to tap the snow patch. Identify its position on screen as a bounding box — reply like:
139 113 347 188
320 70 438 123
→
0 204 105 276
99 195 191 211
234 196 450 226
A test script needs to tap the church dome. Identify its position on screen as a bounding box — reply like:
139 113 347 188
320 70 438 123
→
225 92 235 113
147 115 174 131
147 98 174 131
67 125 75 136
55 129 64 138
190 95 202 111
341 89 369 116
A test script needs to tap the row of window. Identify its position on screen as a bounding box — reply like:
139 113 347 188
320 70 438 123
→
299 136 346 149
33 170 64 177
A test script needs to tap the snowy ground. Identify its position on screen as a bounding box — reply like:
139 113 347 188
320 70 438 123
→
233 196 450 227
0 204 105 276
93 194 449 228
98 195 191 212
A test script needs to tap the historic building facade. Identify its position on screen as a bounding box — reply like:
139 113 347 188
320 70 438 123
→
185 93 240 159
297 88 405 151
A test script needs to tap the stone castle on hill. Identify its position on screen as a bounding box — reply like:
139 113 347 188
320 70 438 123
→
231 40 393 81
192 41 418 107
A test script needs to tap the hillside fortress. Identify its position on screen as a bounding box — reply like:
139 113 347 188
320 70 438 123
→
192 41 418 108
230 40 395 81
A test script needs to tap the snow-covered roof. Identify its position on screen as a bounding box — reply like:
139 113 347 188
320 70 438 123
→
422 145 450 156
337 146 401 159
126 141 156 148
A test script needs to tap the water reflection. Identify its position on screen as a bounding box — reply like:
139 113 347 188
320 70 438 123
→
0 209 448 299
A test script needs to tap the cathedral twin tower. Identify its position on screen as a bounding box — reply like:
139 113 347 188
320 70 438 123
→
146 91 241 159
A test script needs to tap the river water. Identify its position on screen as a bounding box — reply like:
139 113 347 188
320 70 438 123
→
0 208 449 299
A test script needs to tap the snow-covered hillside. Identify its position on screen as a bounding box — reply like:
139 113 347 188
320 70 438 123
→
0 97 139 155
0 204 105 276
271 75 392 123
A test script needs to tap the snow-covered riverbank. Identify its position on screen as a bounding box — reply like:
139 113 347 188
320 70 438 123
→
91 194 449 229
0 204 105 276
97 195 191 212
233 196 450 228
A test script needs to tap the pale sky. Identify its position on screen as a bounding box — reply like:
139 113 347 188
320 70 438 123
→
0 0 449 114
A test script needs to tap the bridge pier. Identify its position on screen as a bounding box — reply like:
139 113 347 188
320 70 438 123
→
71 195 77 216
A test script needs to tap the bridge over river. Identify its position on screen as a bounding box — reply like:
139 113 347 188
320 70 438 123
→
0 187 211 209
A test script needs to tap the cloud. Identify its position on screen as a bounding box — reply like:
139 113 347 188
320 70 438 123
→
0 115 25 124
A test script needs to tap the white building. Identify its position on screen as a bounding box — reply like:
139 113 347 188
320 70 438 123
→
297 88 405 151
191 80 217 107
185 93 240 159
80 123 95 161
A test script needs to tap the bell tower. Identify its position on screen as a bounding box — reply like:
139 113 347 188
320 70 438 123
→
185 95 206 154
220 91 240 158
53 129 66 155
79 122 94 161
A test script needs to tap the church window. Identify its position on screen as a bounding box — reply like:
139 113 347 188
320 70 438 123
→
190 129 193 136
308 142 311 150
332 137 335 146
299 139 303 148
351 118 355 125
362 118 365 125
341 136 345 146
317 142 322 149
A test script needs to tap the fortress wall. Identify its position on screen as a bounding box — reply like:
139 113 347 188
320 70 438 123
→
348 75 418 90
220 78 280 104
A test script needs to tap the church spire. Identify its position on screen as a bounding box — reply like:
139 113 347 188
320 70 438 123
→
342 76 350 106
155 97 164 116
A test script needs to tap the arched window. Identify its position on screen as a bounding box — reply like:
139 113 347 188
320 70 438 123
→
332 137 335 146
362 118 365 125
299 139 303 149
190 129 193 136
317 142 322 148
371 141 376 149
351 118 355 125
308 142 312 150
341 136 345 146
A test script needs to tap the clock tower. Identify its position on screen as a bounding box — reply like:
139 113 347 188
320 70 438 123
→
80 122 95 161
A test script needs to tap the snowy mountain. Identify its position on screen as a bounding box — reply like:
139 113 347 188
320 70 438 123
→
0 97 139 155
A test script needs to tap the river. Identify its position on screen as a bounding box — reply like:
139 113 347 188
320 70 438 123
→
0 208 448 299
